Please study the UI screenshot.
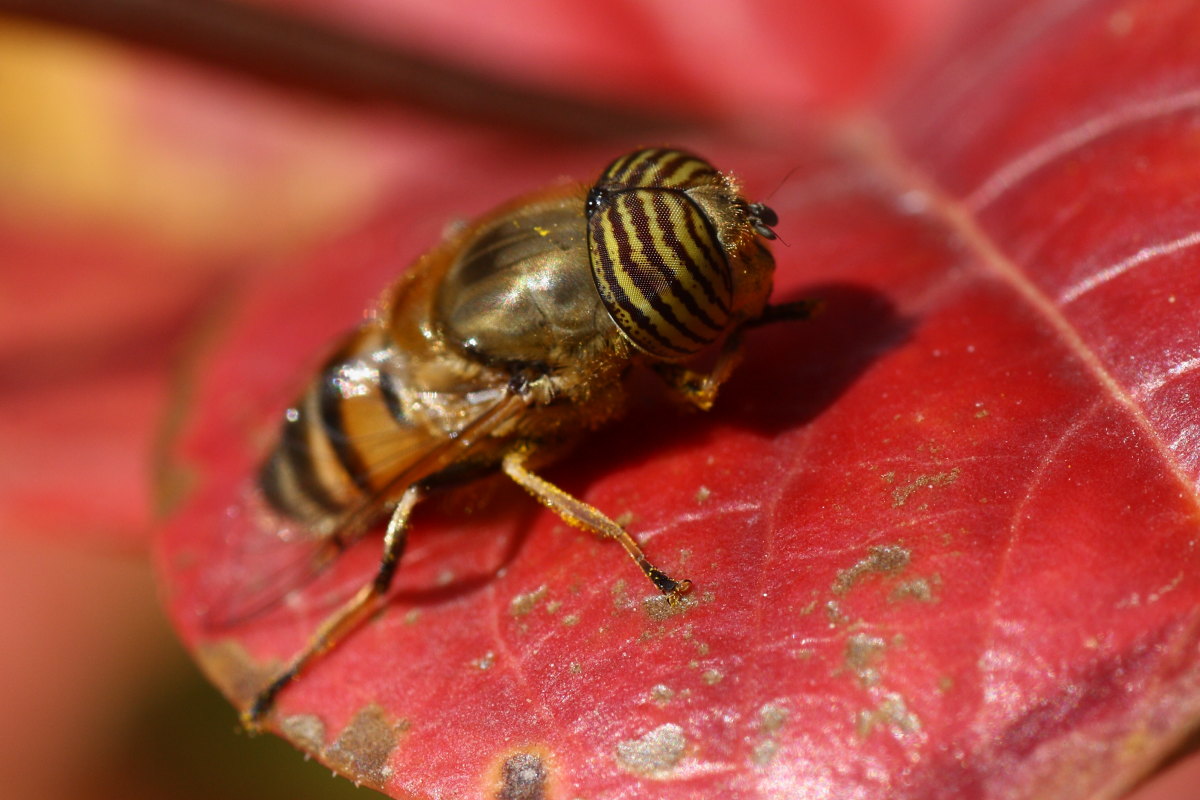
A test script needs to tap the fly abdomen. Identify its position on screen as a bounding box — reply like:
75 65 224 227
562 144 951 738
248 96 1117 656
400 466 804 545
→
258 325 419 534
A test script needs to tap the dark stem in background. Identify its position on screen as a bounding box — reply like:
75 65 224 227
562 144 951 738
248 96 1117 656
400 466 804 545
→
2 0 691 139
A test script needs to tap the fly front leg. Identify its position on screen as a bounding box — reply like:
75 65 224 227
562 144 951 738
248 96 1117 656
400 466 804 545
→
653 329 744 412
747 299 822 329
501 449 691 602
654 299 822 411
242 485 424 731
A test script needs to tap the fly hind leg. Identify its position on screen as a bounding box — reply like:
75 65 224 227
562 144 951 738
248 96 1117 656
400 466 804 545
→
501 449 691 602
242 485 423 730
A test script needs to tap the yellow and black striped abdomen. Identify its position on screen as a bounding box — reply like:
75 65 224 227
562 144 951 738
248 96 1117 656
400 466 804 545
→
258 325 432 534
587 148 735 360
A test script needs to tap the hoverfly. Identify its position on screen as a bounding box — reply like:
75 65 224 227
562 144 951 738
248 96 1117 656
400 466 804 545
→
226 147 813 728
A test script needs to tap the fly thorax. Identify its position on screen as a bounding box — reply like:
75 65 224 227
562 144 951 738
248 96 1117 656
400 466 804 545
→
436 193 621 370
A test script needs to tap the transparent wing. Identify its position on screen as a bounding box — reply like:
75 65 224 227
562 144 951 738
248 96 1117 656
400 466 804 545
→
197 501 348 631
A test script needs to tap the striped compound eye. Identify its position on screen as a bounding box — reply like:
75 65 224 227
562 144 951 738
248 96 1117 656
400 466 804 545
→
587 148 740 360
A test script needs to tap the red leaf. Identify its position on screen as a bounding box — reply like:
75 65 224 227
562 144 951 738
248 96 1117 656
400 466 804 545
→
156 1 1200 798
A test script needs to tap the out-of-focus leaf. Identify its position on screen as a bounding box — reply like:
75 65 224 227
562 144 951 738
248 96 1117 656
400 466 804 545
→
245 0 960 114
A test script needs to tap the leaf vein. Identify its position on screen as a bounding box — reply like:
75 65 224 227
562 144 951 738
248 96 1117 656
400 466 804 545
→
1060 230 1200 305
966 88 1200 211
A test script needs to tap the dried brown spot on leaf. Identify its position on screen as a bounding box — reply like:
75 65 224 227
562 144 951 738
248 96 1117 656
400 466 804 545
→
845 633 888 687
611 578 629 610
495 751 550 800
857 693 921 739
751 703 790 766
650 684 675 704
891 467 960 507
509 584 548 617
832 545 911 595
195 639 276 709
825 599 850 625
615 723 687 778
889 575 939 603
759 703 789 734
751 739 779 765
280 714 324 752
325 704 406 790
643 593 693 621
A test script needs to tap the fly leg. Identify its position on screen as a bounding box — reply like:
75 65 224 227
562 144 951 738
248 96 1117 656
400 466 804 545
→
654 299 821 411
501 449 691 602
242 485 423 731
747 299 822 329
652 330 744 412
